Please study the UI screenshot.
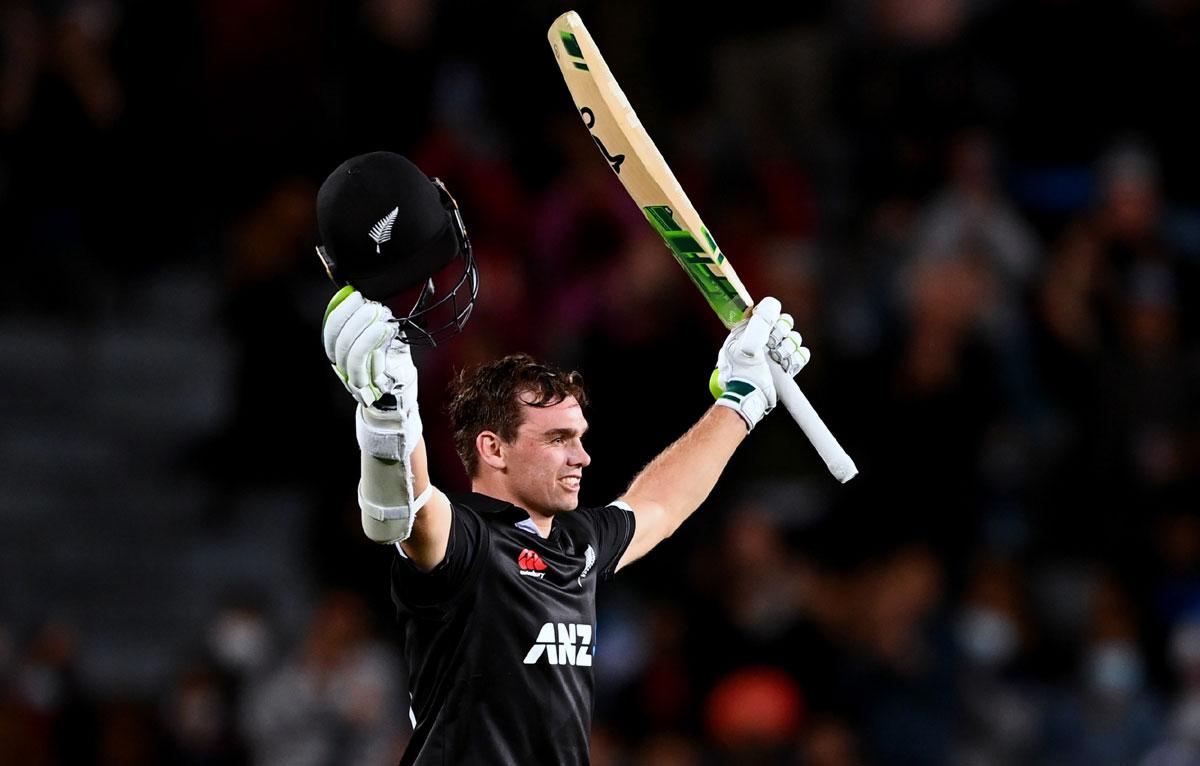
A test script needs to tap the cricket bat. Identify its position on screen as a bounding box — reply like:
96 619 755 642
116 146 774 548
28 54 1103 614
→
548 10 857 483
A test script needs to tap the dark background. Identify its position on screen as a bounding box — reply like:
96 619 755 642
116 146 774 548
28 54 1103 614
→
3 0 1200 763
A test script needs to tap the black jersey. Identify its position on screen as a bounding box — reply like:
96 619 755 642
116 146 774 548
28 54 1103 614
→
391 491 636 765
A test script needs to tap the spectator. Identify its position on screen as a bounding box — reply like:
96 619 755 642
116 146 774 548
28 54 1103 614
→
242 591 405 766
1044 577 1164 765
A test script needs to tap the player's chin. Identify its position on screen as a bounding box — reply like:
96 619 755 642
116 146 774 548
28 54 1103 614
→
550 486 582 512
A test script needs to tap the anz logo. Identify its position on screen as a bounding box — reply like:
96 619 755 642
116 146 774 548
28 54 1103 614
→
523 623 594 667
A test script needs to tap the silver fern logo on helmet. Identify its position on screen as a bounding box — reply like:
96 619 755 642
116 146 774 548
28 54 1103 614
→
368 206 399 253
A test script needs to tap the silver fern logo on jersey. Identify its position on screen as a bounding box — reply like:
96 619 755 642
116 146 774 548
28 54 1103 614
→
368 206 399 253
579 545 596 587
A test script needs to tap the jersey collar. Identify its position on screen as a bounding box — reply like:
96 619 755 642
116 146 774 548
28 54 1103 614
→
454 492 556 538
455 491 533 522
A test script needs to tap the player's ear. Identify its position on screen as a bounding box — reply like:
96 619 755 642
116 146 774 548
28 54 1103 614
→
476 431 506 471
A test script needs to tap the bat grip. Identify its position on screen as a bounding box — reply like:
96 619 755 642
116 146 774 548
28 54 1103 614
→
770 365 858 483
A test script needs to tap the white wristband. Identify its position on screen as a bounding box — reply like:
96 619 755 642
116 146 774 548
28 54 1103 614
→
356 404 420 462
358 481 434 530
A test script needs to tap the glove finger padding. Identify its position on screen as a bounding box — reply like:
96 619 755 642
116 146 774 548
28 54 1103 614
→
342 300 390 358
769 329 810 378
345 317 396 404
372 346 395 395
766 312 795 350
383 339 418 402
323 287 365 363
738 297 780 359
713 296 790 431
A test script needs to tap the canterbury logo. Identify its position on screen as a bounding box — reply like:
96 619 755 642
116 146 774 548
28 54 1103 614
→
523 622 593 666
518 548 548 578
368 207 399 253
579 544 595 587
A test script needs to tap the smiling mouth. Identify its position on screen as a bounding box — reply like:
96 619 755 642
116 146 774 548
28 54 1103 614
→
560 476 581 490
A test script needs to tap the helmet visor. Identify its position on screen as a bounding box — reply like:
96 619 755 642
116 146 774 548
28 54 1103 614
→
388 178 479 346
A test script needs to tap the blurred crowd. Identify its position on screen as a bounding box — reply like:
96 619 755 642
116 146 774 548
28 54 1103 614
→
3 0 1200 763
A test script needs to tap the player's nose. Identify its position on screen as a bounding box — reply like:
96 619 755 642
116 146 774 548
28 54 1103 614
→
572 443 591 468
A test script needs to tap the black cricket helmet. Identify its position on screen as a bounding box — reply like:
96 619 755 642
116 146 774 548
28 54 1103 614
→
316 151 479 345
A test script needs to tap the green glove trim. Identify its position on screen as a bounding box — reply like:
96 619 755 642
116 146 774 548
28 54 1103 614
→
709 368 723 400
711 370 757 402
323 285 357 325
719 379 756 403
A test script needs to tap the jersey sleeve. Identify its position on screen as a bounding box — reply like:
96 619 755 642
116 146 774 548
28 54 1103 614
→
390 503 486 613
574 502 636 582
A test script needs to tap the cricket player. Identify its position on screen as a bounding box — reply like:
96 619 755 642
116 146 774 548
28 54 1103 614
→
316 152 810 764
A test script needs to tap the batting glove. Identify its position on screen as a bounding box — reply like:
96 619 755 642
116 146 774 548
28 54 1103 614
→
711 297 810 431
323 286 412 406
323 286 423 462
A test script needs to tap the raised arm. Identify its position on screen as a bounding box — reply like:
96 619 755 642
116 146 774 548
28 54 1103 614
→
616 298 809 570
323 286 451 572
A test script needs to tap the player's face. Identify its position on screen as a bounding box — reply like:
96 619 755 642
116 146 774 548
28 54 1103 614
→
505 394 591 516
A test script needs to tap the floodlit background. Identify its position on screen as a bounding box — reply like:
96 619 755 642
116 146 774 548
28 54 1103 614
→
2 0 1200 763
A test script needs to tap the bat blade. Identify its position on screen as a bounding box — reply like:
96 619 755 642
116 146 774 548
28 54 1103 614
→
548 11 749 329
548 10 857 483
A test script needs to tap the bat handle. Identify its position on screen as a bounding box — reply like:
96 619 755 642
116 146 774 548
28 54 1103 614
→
770 365 858 483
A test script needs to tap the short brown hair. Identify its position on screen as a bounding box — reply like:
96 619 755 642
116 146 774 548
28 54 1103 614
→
447 353 588 476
